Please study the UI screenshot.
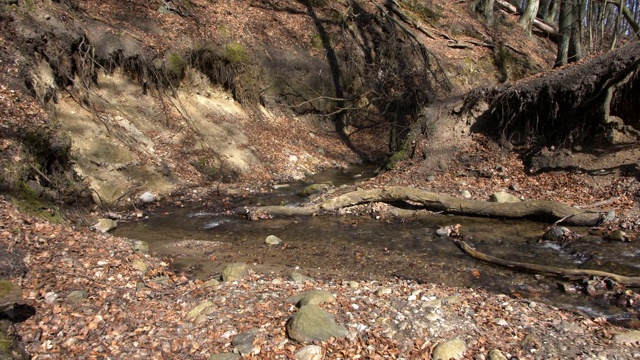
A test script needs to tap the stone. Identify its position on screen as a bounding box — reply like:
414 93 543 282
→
232 329 257 356
376 287 392 296
488 349 507 360
94 218 117 233
347 281 359 289
286 305 348 343
65 290 87 304
265 235 283 246
608 230 628 242
0 281 22 312
489 191 520 203
461 190 472 199
185 300 214 322
543 226 570 241
299 183 333 197
208 353 240 360
287 290 336 307
139 191 157 203
426 175 436 182
605 210 616 221
432 338 466 360
221 263 249 282
204 279 220 288
508 183 520 191
131 240 149 254
613 330 640 345
294 344 324 360
290 272 314 283
131 259 148 274
436 227 451 237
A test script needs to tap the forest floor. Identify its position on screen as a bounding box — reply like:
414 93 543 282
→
2 0 640 358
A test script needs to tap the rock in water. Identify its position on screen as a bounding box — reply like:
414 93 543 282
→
265 235 283 246
286 305 348 342
94 218 117 233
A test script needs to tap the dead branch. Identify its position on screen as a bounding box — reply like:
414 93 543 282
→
450 237 640 286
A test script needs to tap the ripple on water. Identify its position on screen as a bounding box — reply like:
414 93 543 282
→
203 219 229 229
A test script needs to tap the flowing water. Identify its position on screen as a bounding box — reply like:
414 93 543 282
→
113 166 640 323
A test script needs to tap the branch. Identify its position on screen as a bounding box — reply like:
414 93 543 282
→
450 237 640 286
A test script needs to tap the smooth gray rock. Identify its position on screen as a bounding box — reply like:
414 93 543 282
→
294 344 324 360
286 305 348 343
94 218 117 233
232 329 257 356
426 175 436 182
287 290 336 307
489 191 520 203
221 263 249 282
461 190 472 199
139 191 157 203
265 235 283 246
432 338 466 360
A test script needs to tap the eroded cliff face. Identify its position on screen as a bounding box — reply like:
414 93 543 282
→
1 0 555 206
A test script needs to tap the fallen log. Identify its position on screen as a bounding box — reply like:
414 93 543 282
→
239 186 603 226
450 237 640 287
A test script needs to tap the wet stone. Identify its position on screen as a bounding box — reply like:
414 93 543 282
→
94 218 117 233
432 338 466 360
265 235 283 246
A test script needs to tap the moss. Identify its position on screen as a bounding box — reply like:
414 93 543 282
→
494 44 534 82
310 34 324 49
11 182 63 224
406 0 444 23
224 42 248 64
167 52 186 77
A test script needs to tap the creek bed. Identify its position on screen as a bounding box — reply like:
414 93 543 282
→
113 167 640 323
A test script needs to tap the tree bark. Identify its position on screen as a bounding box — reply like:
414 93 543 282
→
519 0 540 36
555 0 574 67
239 186 603 226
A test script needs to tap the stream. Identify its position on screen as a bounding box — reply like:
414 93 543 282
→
113 165 640 323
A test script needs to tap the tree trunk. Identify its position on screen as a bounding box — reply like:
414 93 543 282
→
519 0 541 36
568 1 583 62
484 0 496 25
555 0 574 67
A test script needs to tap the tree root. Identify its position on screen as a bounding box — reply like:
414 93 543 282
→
450 237 640 287
239 186 603 226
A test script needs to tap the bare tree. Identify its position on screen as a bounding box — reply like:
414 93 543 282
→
519 0 541 35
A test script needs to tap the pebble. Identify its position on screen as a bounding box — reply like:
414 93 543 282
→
461 190 472 199
290 272 315 283
265 235 283 246
376 287 392 296
489 349 507 360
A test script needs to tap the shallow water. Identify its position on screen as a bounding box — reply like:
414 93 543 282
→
113 166 640 322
